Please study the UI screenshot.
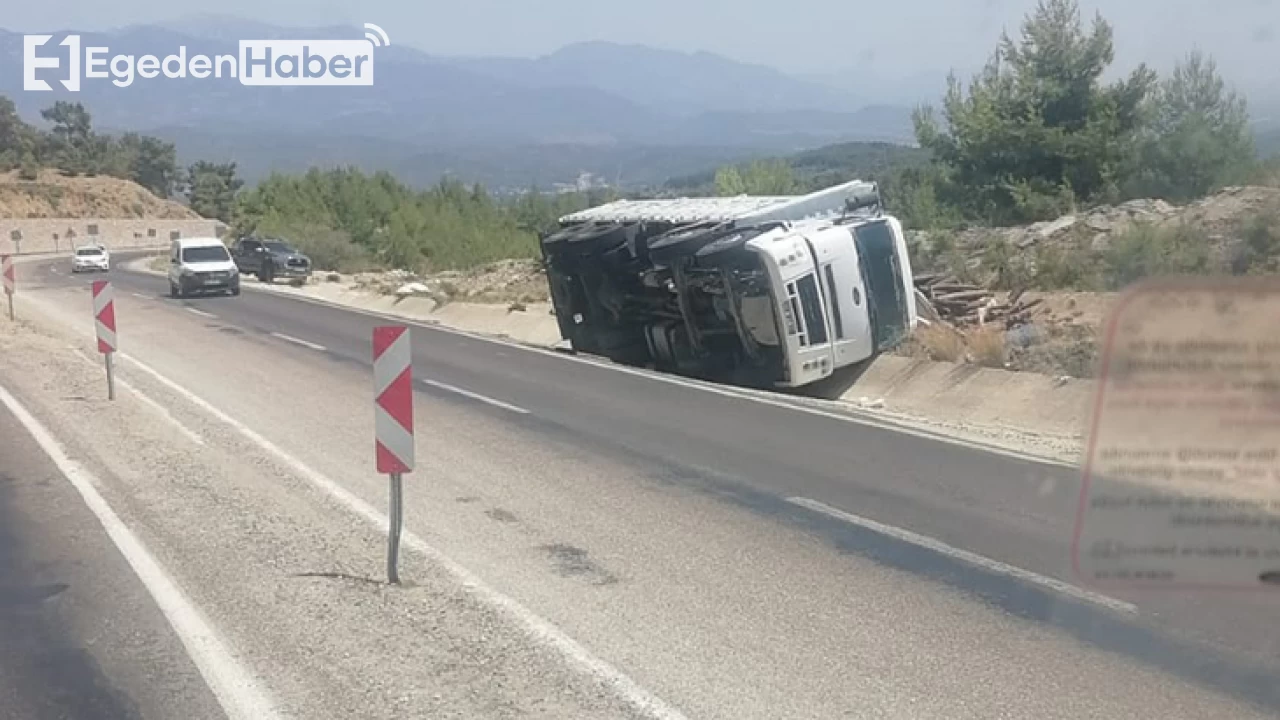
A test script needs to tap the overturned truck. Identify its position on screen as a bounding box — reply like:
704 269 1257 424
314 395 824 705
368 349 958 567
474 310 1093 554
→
539 180 918 389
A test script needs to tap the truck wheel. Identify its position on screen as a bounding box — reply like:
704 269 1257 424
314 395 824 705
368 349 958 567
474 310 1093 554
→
567 224 632 255
648 224 737 266
541 225 590 252
694 223 785 265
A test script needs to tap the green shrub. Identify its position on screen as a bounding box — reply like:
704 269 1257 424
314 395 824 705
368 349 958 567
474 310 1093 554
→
1032 236 1103 290
1100 222 1215 290
1230 210 1280 274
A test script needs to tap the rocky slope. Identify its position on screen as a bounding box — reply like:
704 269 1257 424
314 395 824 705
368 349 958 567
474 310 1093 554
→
0 170 199 220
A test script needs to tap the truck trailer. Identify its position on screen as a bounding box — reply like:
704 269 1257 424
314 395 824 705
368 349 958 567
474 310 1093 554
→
539 180 917 389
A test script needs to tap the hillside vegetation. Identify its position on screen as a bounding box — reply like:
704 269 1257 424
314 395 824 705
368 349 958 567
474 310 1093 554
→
234 169 615 273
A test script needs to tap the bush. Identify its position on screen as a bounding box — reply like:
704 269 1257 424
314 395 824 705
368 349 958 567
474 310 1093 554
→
1230 210 1280 274
292 227 376 274
967 327 1007 368
916 324 966 362
1101 222 1215 289
1032 235 1103 290
982 237 1033 290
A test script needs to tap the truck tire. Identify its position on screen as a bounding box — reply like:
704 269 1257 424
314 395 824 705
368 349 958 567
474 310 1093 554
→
694 223 785 265
541 225 588 253
566 223 633 255
647 224 737 267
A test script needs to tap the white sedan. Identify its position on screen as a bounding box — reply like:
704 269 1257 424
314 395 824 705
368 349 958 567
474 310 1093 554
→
72 245 110 273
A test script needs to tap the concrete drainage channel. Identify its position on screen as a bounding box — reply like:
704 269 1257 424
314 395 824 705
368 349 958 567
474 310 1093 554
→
123 254 1089 466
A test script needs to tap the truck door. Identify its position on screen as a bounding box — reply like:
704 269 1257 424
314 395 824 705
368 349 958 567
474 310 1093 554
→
853 219 910 351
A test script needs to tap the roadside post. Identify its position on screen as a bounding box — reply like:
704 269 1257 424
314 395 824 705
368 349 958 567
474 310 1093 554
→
373 325 414 584
92 280 118 400
2 254 13 321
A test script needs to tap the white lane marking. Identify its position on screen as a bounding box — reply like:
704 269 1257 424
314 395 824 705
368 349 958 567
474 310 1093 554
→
269 332 326 352
0 383 281 720
131 292 151 300
216 280 1073 468
69 347 205 446
786 496 1137 615
50 267 59 274
119 352 687 720
419 378 529 415
185 307 216 319
118 377 206 445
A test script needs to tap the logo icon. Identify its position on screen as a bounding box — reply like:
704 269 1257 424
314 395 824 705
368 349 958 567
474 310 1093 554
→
363 23 391 48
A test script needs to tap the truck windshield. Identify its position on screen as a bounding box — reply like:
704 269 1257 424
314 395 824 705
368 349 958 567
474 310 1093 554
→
794 274 828 345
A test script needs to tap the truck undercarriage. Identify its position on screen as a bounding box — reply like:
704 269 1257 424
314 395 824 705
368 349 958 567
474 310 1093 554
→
543 220 788 386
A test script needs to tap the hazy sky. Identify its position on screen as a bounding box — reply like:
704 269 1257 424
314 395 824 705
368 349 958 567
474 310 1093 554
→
7 1 1278 90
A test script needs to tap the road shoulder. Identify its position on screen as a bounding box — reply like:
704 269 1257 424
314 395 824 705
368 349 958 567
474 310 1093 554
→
0 395 226 720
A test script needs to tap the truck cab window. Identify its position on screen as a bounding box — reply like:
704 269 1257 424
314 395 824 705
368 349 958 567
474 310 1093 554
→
823 264 844 340
794 274 828 345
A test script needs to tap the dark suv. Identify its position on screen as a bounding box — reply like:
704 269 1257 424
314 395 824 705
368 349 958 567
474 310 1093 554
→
231 237 312 283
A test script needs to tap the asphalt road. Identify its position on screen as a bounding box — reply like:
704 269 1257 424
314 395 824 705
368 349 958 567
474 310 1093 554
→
4 252 1279 718
0 402 225 720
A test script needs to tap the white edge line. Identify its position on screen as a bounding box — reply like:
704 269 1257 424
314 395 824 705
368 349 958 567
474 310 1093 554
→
420 377 529 414
68 347 205 446
185 307 216 319
124 261 1073 468
117 351 688 720
269 332 327 352
118 376 206 446
131 292 151 300
786 496 1137 615
0 382 281 720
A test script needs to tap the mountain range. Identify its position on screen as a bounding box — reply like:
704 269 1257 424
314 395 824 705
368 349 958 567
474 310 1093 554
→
0 17 916 189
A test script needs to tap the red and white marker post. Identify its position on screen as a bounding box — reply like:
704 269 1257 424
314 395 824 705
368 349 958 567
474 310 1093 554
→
373 325 414 583
92 280 118 400
1 254 14 321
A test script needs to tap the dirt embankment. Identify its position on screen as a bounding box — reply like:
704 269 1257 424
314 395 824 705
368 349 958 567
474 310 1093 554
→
0 169 199 219
903 185 1280 379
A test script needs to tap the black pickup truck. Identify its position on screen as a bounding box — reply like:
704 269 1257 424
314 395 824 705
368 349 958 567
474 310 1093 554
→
231 237 312 283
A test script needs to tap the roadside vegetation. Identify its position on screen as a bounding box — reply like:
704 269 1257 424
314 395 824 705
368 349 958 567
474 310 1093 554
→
232 169 614 273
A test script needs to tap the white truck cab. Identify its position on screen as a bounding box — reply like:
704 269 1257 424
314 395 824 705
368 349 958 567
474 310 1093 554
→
746 216 914 387
168 237 241 298
540 180 917 389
